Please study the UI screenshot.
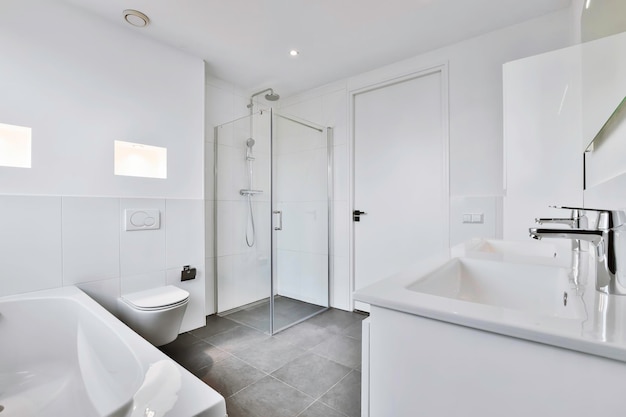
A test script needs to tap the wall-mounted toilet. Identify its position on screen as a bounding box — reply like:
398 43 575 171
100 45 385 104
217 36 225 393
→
117 285 189 346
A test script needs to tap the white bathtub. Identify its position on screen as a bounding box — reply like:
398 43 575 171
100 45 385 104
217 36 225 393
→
0 286 226 417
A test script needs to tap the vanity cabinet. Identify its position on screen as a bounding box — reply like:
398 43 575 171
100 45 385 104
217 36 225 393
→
363 305 626 417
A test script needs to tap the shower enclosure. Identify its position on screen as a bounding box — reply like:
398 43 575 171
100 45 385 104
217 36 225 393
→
213 108 332 334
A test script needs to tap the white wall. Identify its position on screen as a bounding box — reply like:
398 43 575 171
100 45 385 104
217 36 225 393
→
0 0 206 332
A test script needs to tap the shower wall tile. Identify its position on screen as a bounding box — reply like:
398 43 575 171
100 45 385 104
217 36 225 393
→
167 265 206 332
217 253 269 312
275 148 328 202
276 201 329 255
166 199 205 269
0 195 63 297
217 200 251 257
62 197 120 285
277 250 328 306
280 95 323 125
217 144 248 201
119 198 167 278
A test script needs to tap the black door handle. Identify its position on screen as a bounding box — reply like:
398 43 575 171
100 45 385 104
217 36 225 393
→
353 210 367 222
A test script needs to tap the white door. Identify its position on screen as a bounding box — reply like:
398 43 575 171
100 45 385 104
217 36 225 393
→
353 69 449 311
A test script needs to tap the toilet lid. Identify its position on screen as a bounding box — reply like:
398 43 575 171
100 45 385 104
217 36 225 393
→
122 285 189 310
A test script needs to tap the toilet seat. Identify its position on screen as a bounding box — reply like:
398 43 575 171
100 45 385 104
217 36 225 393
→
121 285 189 312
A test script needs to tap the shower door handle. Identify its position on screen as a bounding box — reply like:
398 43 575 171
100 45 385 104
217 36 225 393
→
273 210 283 231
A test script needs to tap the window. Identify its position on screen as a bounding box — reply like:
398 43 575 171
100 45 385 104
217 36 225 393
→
0 122 31 168
114 140 167 179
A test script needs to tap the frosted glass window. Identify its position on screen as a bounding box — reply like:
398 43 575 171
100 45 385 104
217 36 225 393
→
114 140 167 179
0 122 31 168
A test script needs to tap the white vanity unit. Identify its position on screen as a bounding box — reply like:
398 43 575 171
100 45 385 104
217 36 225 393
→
355 239 626 417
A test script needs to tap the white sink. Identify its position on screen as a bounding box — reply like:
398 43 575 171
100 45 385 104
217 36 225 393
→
451 238 571 267
407 257 583 318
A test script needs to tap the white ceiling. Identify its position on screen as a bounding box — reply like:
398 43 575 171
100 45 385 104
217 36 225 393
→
59 0 572 97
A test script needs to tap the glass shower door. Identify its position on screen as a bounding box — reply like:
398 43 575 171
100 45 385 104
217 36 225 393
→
271 111 331 333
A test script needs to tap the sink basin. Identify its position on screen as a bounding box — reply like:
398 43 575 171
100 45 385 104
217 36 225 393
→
451 238 571 267
407 257 583 318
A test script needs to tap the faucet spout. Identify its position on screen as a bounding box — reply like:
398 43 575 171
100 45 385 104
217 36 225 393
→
528 228 603 246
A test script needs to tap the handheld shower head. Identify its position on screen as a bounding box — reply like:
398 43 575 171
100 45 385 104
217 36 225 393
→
246 138 255 148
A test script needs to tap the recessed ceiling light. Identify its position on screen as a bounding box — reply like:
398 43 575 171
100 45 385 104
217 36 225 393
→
585 0 591 9
123 9 150 27
289 50 299 57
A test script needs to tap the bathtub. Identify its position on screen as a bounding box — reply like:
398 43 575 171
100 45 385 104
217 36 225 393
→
0 286 226 417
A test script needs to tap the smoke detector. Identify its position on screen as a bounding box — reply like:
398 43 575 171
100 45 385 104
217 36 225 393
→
123 9 150 27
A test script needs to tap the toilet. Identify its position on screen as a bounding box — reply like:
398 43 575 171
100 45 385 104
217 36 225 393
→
117 285 189 346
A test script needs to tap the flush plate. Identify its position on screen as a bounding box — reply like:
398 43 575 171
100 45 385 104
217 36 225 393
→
125 209 160 231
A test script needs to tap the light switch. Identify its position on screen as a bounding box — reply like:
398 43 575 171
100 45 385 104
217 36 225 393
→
125 209 160 231
462 214 472 223
471 213 484 224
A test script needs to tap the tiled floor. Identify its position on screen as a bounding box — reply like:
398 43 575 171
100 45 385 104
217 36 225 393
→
160 308 367 417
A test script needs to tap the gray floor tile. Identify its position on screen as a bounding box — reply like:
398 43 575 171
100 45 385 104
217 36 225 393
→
306 309 365 334
227 376 314 417
232 337 305 373
190 314 240 339
199 355 266 397
206 324 270 352
342 321 363 341
275 321 336 350
160 339 230 375
311 334 361 368
272 352 351 398
298 401 349 417
320 371 361 417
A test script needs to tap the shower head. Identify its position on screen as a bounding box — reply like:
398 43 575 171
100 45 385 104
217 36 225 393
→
246 138 255 148
247 88 280 109
264 92 280 101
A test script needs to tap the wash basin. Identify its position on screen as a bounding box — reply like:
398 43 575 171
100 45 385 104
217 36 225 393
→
451 238 572 267
407 257 583 318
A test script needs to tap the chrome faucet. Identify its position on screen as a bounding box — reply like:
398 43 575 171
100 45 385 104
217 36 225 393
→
535 207 588 250
529 207 626 295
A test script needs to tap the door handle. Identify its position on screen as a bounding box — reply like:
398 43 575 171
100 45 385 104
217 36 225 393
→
273 210 283 230
353 210 367 222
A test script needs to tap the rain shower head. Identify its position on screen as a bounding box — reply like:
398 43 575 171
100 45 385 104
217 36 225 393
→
247 88 280 110
264 92 280 101
246 138 255 148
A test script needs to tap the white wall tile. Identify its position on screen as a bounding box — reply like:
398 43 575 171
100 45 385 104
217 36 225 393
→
120 270 166 294
0 196 62 296
205 256 216 315
76 277 120 316
333 144 349 201
450 196 500 246
166 199 204 269
333 201 350 259
331 255 351 311
276 201 328 255
119 198 166 277
62 197 120 285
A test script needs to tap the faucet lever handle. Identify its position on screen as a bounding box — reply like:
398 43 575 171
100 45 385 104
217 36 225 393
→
552 206 626 229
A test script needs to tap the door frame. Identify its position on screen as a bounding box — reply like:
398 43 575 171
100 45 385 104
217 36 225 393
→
348 63 450 310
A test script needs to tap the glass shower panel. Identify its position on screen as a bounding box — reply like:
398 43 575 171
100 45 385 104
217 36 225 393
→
215 111 272 333
271 112 330 333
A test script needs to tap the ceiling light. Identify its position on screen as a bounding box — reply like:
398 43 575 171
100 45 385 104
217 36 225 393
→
123 9 150 27
585 0 591 9
289 50 299 57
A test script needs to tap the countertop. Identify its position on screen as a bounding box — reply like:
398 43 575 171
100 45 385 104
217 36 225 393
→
353 241 626 363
